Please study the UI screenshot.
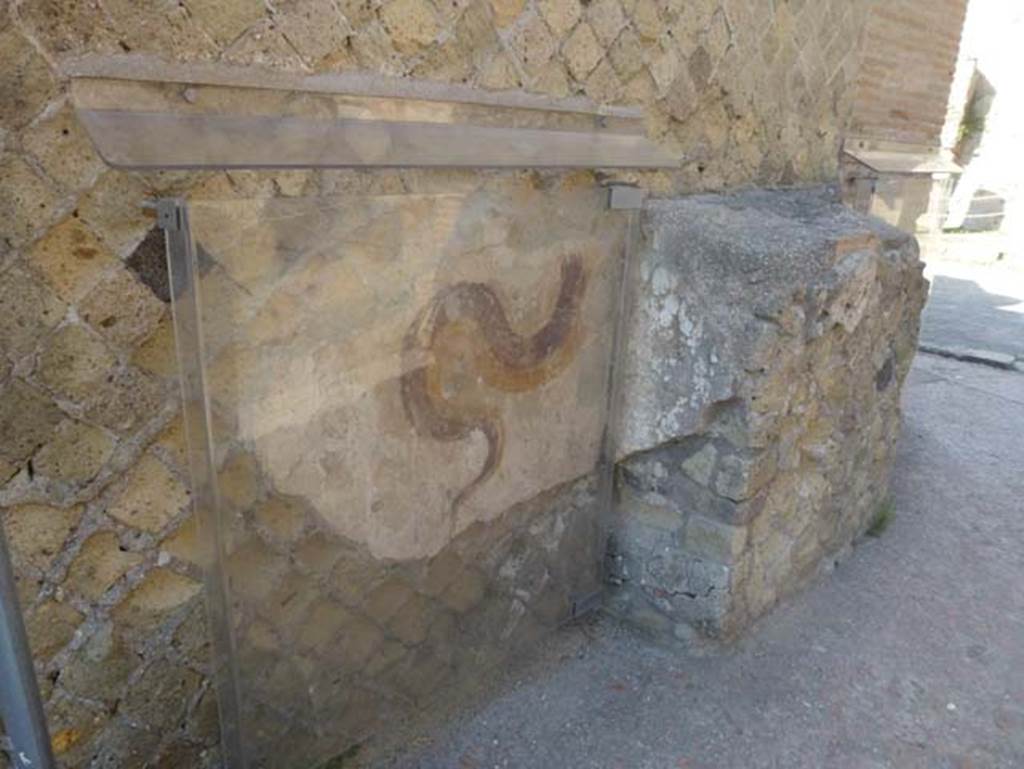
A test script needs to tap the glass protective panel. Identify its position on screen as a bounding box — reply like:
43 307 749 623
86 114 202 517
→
69 62 675 170
171 179 633 768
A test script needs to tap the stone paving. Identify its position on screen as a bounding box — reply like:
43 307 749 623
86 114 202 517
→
388 353 1024 768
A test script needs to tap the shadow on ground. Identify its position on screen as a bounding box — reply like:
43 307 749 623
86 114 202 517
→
920 271 1024 364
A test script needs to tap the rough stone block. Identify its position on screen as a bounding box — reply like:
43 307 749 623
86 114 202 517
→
259 571 318 632
112 568 202 638
679 441 716 485
609 27 644 78
563 22 603 80
612 187 927 641
711 448 777 502
83 719 162 769
362 577 415 624
27 216 117 303
295 598 352 652
532 59 572 96
387 593 433 645
32 418 115 485
223 17 310 70
122 656 203 733
630 0 661 39
66 531 144 600
538 0 581 37
647 46 681 97
490 0 526 28
76 171 154 257
23 105 107 192
293 531 344 574
584 58 624 103
0 264 66 360
58 621 138 705
439 567 486 612
225 537 289 603
36 323 118 403
132 316 179 379
24 599 83 660
15 0 120 55
420 550 465 597
684 515 747 562
103 0 219 58
46 694 108 761
0 381 64 481
186 688 221 747
586 0 626 46
0 503 81 573
478 52 522 89
0 154 61 248
217 451 264 511
272 0 353 64
160 515 207 567
170 602 212 668
79 267 166 348
107 454 190 533
84 364 167 435
252 495 307 543
510 15 557 75
0 25 57 129
186 0 266 46
379 0 441 53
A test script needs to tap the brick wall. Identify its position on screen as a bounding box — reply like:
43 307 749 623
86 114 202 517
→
850 0 969 147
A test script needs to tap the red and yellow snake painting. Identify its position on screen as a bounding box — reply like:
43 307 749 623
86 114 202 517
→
400 254 588 511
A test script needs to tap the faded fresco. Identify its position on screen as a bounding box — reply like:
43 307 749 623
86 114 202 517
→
400 251 587 514
191 182 623 562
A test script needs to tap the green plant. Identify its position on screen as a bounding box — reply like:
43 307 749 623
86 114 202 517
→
866 499 894 538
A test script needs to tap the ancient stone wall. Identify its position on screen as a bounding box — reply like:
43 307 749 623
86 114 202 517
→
608 187 927 642
1 0 873 766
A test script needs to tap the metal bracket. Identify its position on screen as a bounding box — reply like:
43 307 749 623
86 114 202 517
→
606 184 645 210
153 198 185 231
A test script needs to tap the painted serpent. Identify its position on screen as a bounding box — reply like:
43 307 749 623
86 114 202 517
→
399 254 587 512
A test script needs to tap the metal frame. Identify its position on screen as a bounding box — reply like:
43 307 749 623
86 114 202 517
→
0 524 56 769
158 199 249 769
598 185 643 590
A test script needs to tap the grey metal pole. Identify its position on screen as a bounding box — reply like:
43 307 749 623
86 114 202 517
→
0 524 56 769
